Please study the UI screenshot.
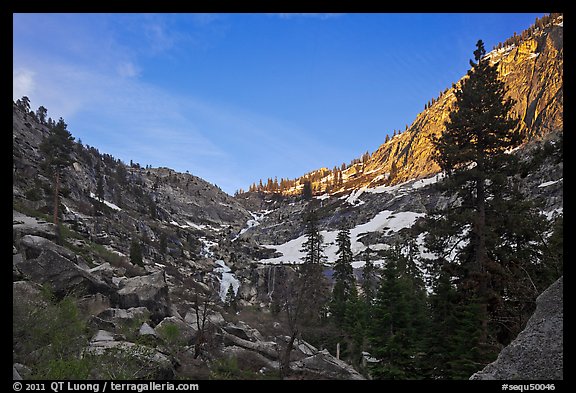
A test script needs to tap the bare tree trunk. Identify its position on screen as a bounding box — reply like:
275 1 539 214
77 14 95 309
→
193 294 210 359
280 329 298 379
475 175 489 346
53 171 61 242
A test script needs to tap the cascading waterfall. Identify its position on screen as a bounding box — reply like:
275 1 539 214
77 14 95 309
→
214 260 240 302
267 265 276 302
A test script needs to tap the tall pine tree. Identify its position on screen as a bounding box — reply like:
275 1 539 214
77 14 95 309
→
224 284 238 313
354 245 377 358
39 117 75 242
298 210 328 324
421 39 562 378
330 226 356 324
432 39 519 353
361 246 377 304
302 180 313 200
130 237 143 267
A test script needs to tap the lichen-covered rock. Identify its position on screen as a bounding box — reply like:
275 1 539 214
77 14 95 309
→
184 309 225 329
13 366 22 380
90 307 150 331
139 322 157 337
13 280 47 310
223 321 265 343
470 276 563 380
77 293 111 317
97 307 150 324
220 330 278 360
18 234 79 263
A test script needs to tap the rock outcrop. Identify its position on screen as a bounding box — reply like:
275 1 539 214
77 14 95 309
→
217 321 366 379
13 280 47 309
291 349 366 380
86 330 175 379
116 272 171 323
15 235 112 298
155 316 197 343
13 211 57 241
470 276 563 380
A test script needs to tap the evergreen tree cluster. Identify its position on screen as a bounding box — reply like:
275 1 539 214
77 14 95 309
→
15 96 58 128
424 87 451 110
384 128 407 143
247 151 374 197
288 39 562 380
494 13 562 51
319 210 560 379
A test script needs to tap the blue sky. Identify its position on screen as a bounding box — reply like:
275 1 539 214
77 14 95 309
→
13 13 545 195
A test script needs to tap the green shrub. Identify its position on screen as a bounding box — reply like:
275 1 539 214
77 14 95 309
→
13 289 94 379
36 358 92 379
24 187 43 201
210 357 242 380
209 356 280 380
85 345 163 380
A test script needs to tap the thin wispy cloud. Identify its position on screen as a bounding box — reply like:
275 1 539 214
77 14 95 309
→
13 68 35 99
13 40 334 193
116 61 141 78
142 17 179 54
188 13 222 27
119 13 229 57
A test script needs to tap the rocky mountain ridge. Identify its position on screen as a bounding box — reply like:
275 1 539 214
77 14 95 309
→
254 14 562 198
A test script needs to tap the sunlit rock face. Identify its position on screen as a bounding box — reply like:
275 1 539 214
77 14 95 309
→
276 17 562 197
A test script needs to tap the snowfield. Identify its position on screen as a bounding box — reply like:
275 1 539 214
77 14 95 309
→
259 210 425 265
169 220 224 232
339 172 446 207
257 173 451 265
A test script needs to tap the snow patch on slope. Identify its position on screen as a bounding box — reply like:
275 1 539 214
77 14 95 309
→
259 210 424 265
339 172 445 206
232 210 273 241
89 192 122 211
168 220 223 232
538 178 562 188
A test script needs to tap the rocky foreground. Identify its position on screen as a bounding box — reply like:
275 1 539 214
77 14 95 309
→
13 210 365 380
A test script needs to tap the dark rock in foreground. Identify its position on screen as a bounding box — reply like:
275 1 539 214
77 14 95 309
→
471 276 563 380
